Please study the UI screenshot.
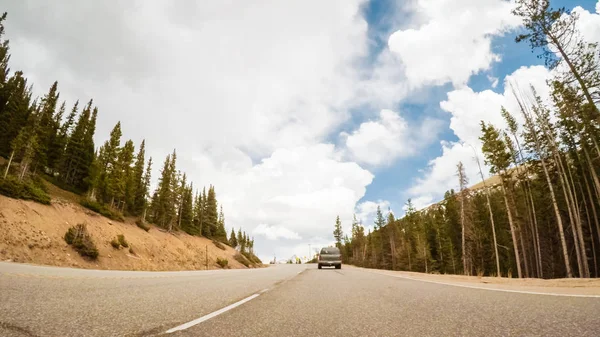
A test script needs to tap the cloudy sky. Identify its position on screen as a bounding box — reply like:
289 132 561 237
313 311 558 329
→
4 0 600 262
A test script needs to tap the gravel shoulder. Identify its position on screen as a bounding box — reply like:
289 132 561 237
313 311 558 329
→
347 265 600 296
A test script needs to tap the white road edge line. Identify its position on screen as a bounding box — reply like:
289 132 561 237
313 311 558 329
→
374 272 600 298
165 293 261 333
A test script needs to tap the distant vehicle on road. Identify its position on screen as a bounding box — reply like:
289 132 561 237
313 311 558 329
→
317 247 341 269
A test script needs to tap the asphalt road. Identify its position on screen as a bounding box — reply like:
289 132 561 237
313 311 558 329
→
1 262 599 337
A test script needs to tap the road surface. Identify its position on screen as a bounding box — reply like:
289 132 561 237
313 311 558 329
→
1 262 599 336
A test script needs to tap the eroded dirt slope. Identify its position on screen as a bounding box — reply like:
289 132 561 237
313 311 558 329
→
0 191 256 271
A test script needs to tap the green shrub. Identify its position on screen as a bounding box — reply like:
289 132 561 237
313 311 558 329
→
212 240 226 250
0 176 51 205
110 239 120 249
234 253 250 267
80 199 125 222
30 175 49 193
216 257 229 268
135 219 151 232
64 224 99 260
117 234 129 248
128 246 135 255
64 226 76 245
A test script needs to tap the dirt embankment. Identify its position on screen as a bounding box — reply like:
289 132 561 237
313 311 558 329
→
0 190 257 271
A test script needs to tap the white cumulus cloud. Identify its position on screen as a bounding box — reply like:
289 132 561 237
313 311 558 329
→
253 225 301 241
342 109 443 167
387 0 521 89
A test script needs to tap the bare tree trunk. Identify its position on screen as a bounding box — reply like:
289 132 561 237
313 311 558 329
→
583 146 600 199
527 185 543 278
547 33 598 110
540 156 573 277
564 157 590 277
407 237 412 272
509 142 537 277
389 232 396 270
460 192 467 275
436 226 444 272
519 226 530 278
450 240 456 274
501 182 522 278
3 151 14 179
472 152 501 277
89 187 96 202
581 183 598 278
511 192 530 278
457 162 470 275
556 161 584 276
18 161 29 182
583 173 600 252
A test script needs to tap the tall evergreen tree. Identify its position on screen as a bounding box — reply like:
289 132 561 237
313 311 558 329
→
0 71 32 157
131 140 146 215
513 0 600 108
118 139 135 211
230 227 238 248
333 215 343 249
216 205 227 242
203 185 218 237
32 81 60 173
180 179 195 235
141 157 152 220
480 121 523 278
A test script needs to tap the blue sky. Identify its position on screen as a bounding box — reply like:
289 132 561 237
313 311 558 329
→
354 0 599 218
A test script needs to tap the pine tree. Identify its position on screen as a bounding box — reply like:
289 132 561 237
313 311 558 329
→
118 139 135 212
0 71 32 157
513 0 600 109
180 180 195 235
237 228 244 252
0 12 10 88
141 157 152 220
216 205 227 243
457 161 471 275
8 110 39 181
230 227 238 248
480 121 522 278
512 86 573 277
131 140 146 215
61 100 93 190
204 185 218 237
193 190 204 236
49 101 77 175
201 187 210 237
103 122 123 206
333 215 343 249
32 81 60 174
152 153 175 228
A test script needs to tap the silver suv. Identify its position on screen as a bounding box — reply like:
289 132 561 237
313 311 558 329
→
318 247 342 269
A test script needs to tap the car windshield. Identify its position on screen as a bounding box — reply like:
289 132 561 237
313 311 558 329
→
320 247 340 255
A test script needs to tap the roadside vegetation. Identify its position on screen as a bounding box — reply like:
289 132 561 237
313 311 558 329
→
334 1 600 280
64 224 99 260
216 257 229 268
0 12 261 264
